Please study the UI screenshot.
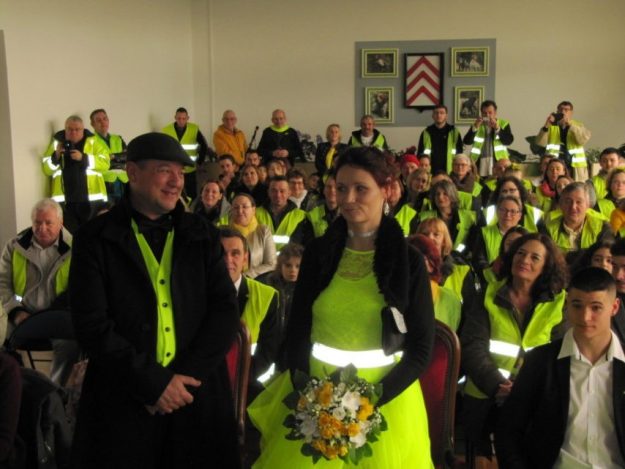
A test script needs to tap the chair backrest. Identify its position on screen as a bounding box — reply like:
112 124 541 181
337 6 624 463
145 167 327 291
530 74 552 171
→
420 320 461 469
225 320 251 446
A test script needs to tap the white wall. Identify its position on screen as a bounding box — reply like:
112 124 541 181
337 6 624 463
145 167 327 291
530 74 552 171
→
0 0 199 237
1 0 624 241
0 31 16 245
209 0 625 153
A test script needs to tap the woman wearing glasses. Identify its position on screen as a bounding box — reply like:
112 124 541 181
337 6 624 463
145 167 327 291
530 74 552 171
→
473 196 525 272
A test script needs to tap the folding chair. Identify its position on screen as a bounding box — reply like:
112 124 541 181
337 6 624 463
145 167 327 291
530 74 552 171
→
420 320 462 469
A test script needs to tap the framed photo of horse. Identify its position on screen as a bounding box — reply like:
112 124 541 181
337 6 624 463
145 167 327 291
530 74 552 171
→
451 47 489 77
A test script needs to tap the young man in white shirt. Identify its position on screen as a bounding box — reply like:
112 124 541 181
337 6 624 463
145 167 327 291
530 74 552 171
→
495 267 625 469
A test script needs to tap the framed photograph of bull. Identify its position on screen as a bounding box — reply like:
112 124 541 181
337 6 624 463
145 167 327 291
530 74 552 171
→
454 86 484 124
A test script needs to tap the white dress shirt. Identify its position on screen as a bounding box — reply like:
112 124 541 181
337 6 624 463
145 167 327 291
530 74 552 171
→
554 329 625 469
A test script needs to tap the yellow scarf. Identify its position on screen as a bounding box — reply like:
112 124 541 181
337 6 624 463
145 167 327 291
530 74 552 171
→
325 147 336 170
270 125 290 133
231 215 258 238
430 280 440 303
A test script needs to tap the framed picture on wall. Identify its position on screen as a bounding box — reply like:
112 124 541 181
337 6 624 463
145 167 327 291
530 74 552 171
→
404 53 444 110
365 87 394 123
451 47 489 77
454 86 484 124
362 49 398 77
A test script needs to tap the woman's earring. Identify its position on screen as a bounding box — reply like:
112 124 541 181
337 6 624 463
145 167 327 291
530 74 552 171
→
383 200 390 215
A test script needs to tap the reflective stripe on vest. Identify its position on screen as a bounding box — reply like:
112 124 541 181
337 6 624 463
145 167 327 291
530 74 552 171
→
545 123 587 167
132 220 176 367
489 339 520 358
470 119 510 161
11 248 71 300
273 235 290 245
256 207 307 249
162 123 199 161
312 343 397 368
465 280 565 399
422 127 460 173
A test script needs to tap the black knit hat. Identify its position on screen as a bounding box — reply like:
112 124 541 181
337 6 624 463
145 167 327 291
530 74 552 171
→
127 132 194 167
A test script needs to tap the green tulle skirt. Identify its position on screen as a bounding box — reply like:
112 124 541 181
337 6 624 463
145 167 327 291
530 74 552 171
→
248 357 433 469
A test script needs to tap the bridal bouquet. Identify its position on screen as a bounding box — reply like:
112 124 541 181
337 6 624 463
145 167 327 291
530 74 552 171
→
283 364 387 464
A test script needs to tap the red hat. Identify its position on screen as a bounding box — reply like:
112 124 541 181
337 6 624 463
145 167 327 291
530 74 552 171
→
401 154 420 167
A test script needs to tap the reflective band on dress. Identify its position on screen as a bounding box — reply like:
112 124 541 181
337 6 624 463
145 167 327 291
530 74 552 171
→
499 368 511 379
311 343 396 368
257 363 275 383
251 342 257 355
489 339 520 358
181 144 199 150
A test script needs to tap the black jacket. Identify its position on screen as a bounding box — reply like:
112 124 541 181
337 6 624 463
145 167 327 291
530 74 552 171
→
314 142 348 175
286 215 434 406
69 197 240 468
257 127 303 166
495 339 625 468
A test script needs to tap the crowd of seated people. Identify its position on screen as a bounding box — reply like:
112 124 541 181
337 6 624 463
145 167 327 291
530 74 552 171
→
3 98 623 467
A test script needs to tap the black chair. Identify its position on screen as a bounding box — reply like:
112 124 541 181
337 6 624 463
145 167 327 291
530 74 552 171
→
7 310 74 369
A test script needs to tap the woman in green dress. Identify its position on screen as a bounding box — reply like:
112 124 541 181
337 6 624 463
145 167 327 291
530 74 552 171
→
248 146 435 468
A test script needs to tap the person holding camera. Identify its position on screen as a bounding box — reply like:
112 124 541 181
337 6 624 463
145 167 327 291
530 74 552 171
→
42 115 109 233
535 100 591 182
463 100 514 178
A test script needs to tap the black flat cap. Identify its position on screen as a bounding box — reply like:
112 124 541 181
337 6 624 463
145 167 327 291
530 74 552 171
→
127 132 194 166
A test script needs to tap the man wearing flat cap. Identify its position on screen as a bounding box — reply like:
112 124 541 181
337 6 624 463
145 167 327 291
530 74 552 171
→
69 132 240 468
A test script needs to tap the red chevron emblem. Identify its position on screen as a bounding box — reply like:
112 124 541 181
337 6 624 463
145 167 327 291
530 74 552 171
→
405 54 442 108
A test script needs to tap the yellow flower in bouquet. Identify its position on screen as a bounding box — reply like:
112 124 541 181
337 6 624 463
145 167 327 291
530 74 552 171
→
283 364 387 464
